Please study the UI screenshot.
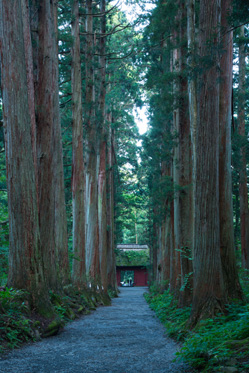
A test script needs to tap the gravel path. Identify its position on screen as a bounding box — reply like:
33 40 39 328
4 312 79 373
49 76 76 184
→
0 287 193 372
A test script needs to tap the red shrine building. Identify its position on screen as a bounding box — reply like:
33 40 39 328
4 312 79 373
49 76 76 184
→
115 244 150 287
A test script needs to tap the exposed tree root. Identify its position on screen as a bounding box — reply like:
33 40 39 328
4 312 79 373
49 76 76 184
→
223 337 249 351
189 296 225 328
0 284 112 352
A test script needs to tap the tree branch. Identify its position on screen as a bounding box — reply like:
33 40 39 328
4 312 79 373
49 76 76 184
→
107 48 134 61
59 92 72 99
80 21 137 39
79 1 120 18
59 78 71 87
60 98 72 108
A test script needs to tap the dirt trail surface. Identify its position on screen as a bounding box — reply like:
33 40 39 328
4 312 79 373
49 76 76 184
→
0 287 193 372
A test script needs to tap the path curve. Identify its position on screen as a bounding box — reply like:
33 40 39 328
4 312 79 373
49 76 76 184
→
0 287 193 372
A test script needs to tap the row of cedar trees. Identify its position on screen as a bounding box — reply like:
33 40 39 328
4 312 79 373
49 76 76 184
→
0 0 121 315
145 0 247 325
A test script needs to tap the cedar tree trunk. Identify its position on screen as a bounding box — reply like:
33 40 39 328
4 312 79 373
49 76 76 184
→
219 0 243 298
71 0 86 287
191 0 225 324
85 0 100 285
238 26 249 269
0 0 52 315
106 114 117 292
36 0 70 290
178 0 193 307
98 0 108 291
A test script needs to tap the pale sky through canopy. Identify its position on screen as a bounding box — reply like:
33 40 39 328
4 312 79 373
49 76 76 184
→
133 105 149 135
113 0 154 135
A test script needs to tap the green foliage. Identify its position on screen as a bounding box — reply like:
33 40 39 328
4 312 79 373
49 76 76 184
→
0 247 8 286
138 0 188 246
239 268 249 299
107 288 118 298
115 248 150 266
0 285 108 352
145 284 249 372
0 288 36 351
180 272 193 293
49 291 70 321
115 163 150 245
144 288 191 342
231 0 249 26
178 304 249 371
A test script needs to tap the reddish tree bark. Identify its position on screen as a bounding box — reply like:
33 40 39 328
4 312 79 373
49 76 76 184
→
178 0 193 307
238 26 249 269
187 0 197 173
172 38 181 294
191 0 226 323
98 140 108 290
36 0 70 289
187 0 197 275
98 0 108 292
71 0 86 287
0 0 52 315
171 19 182 294
219 0 243 298
152 219 159 283
85 0 101 285
106 114 117 292
158 163 173 288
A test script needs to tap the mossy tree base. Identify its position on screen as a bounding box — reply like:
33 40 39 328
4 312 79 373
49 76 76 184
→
0 284 113 352
42 318 63 338
189 296 225 328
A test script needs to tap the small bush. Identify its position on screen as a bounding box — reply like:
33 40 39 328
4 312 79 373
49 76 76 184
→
178 304 249 371
145 286 249 372
0 288 35 351
144 289 190 342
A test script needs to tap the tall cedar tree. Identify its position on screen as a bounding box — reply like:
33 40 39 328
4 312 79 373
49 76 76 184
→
172 23 181 294
219 0 242 298
238 26 249 269
178 0 193 307
71 0 86 287
34 0 70 290
144 0 243 322
85 0 101 285
192 0 225 322
106 111 117 291
0 0 53 315
98 0 108 291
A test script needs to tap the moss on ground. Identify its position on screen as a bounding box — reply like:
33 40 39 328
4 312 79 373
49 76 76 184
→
0 285 111 353
145 278 249 372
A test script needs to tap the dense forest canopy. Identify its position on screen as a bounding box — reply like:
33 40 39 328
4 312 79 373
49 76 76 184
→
1 0 249 346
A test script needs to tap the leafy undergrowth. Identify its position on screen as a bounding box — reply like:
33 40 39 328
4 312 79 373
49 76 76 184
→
0 285 111 353
145 280 249 372
0 288 36 352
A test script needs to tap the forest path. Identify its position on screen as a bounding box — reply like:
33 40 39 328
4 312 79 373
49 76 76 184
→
0 287 193 372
